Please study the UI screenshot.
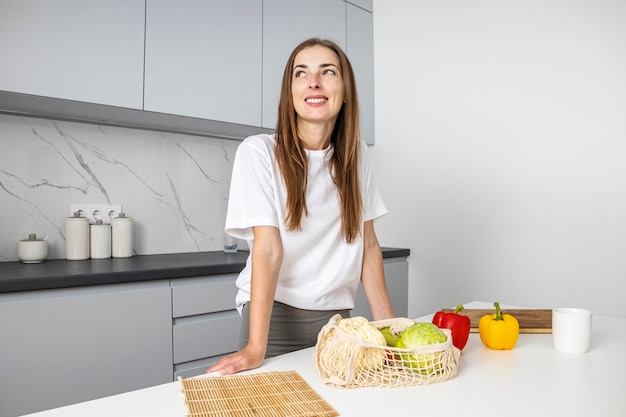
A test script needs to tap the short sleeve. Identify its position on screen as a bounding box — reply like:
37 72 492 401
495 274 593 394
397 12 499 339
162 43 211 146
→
360 142 389 222
225 135 280 240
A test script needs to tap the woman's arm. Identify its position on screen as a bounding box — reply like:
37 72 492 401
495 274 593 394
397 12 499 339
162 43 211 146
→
206 225 283 375
361 220 396 320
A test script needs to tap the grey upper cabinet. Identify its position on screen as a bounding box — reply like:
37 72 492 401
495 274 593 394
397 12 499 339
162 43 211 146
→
0 1 373 142
144 0 263 127
347 4 375 144
347 0 373 12
262 1 375 144
262 0 347 129
0 0 144 109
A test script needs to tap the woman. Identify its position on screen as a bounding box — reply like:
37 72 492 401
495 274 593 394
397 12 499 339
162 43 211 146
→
207 38 396 375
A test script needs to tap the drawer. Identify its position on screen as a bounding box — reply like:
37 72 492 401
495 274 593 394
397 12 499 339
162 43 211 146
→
173 311 240 364
173 354 230 379
172 274 237 318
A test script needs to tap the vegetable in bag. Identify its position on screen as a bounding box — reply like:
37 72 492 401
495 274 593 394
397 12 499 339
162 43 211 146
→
395 322 448 374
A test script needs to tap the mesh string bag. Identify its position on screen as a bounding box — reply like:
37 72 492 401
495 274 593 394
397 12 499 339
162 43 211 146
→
314 314 460 388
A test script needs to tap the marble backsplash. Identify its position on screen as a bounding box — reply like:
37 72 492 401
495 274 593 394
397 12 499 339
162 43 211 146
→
0 113 243 262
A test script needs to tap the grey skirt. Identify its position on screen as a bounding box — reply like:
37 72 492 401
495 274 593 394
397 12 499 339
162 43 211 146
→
239 301 351 358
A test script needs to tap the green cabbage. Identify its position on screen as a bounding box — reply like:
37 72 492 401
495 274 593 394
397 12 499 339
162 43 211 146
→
379 327 397 347
395 322 447 374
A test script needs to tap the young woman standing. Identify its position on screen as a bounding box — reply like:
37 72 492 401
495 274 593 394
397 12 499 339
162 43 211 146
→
208 38 396 375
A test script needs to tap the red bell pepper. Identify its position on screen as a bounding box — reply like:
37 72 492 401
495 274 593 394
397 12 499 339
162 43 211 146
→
432 304 471 350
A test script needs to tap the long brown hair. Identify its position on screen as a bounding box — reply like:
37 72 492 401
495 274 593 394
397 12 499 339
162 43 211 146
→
275 38 362 242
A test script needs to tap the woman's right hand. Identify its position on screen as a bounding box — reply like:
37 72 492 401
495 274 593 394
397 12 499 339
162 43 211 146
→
205 345 265 376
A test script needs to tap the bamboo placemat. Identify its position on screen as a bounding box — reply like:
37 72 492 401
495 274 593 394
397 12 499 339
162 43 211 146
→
179 370 338 417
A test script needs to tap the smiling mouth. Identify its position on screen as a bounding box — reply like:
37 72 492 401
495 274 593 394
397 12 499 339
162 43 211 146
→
305 97 327 104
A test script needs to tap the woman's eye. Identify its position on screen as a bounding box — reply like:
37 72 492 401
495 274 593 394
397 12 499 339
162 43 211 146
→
294 70 306 77
323 69 337 76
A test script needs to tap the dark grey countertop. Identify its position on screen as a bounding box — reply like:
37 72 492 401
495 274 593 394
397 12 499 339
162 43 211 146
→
0 247 410 293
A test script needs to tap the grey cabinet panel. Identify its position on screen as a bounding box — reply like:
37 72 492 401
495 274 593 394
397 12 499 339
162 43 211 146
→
144 0 263 126
0 1 375 144
0 282 172 417
347 4 375 144
0 1 144 109
353 258 409 320
172 274 238 318
174 354 230 379
171 274 240 366
173 311 240 364
262 0 347 129
347 0 373 12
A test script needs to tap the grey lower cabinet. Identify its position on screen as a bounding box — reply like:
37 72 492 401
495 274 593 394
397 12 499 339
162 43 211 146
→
0 275 240 417
0 281 173 417
352 257 410 320
171 274 240 379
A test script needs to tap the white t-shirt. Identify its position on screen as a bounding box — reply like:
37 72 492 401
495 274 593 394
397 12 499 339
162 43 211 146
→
225 134 388 313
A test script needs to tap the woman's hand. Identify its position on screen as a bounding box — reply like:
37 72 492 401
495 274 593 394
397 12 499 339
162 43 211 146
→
206 345 265 376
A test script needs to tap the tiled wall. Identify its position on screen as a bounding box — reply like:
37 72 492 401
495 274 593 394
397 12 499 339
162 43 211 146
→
0 114 241 262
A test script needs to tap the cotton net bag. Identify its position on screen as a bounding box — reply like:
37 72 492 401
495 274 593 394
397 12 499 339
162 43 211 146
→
314 314 460 388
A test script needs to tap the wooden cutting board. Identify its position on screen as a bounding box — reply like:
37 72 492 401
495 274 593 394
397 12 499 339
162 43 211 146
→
441 308 552 333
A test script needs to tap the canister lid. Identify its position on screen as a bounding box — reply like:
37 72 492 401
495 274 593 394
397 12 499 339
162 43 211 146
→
91 219 110 227
21 233 45 242
113 212 131 221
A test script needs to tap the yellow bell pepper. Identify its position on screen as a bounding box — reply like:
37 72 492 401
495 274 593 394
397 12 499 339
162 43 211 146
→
479 302 520 350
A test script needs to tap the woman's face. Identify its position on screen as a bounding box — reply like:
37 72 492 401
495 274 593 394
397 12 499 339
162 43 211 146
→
291 45 345 128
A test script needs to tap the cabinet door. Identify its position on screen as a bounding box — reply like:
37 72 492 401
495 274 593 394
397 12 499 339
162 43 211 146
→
347 0 373 12
0 0 144 109
172 274 237 318
262 0 347 129
347 4 375 144
144 0 262 127
173 311 240 364
353 258 409 320
0 282 172 417
171 275 240 377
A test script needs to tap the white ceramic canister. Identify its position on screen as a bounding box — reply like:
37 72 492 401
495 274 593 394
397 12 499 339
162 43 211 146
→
111 212 133 258
65 212 90 260
90 219 112 259
18 233 48 263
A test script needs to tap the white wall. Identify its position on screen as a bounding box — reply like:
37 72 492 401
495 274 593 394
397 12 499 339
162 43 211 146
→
371 0 626 318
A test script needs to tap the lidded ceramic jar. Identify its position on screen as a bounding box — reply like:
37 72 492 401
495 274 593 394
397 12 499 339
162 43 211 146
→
90 219 112 259
65 211 90 260
111 212 133 258
18 233 48 263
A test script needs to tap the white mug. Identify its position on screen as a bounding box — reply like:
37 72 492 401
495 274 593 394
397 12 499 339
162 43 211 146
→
552 308 592 354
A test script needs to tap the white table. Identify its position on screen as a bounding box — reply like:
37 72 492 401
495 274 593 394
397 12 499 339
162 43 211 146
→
24 302 626 417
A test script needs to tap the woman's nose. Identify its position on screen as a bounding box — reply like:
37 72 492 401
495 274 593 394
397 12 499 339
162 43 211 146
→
309 75 321 89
